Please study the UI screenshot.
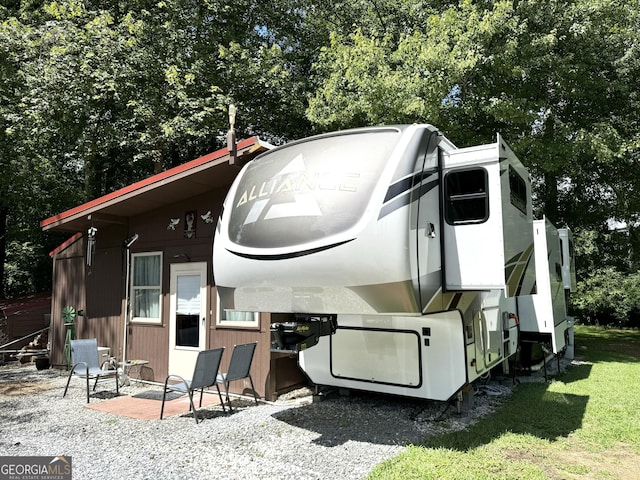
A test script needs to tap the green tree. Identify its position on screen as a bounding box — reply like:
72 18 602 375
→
1 7 73 297
0 0 326 296
308 0 639 223
306 0 640 324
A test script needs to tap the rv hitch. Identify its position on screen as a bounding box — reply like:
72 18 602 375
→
270 314 337 353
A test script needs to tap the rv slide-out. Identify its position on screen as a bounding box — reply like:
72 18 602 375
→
517 218 576 365
214 124 566 401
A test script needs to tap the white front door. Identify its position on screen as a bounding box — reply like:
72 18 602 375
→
168 262 207 379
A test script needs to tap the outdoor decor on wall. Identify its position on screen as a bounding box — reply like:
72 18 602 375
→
167 218 180 230
201 210 214 224
86 227 97 266
166 211 197 237
184 211 196 239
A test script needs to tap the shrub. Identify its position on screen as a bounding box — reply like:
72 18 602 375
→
571 267 640 327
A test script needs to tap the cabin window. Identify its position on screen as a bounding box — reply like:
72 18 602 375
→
509 166 528 214
216 293 259 328
131 252 163 324
444 168 489 224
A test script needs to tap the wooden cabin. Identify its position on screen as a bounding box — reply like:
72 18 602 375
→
40 138 306 400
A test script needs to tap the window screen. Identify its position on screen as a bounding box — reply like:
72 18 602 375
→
444 168 489 224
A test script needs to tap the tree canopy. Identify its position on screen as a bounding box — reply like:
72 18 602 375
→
2 0 639 324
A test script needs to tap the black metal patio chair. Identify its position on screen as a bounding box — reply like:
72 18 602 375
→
160 347 226 424
216 342 259 412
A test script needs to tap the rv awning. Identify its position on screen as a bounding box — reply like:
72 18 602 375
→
40 137 271 233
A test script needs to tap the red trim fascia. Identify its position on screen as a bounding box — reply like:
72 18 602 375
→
40 137 257 229
49 232 83 257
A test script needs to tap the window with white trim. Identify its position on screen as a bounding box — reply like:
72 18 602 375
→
131 252 163 324
216 293 259 328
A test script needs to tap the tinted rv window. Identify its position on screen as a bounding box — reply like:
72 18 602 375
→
227 130 401 248
509 166 527 214
444 168 489 224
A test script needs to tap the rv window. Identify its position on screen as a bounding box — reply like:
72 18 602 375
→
227 130 401 248
444 168 489 224
509 166 527 214
131 252 163 324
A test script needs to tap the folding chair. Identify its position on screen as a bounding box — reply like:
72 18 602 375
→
217 342 259 411
160 347 226 424
63 338 119 403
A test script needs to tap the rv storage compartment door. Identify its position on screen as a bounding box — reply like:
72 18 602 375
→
299 313 467 401
331 327 421 387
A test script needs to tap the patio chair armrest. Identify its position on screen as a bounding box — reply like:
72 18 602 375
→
162 374 190 392
70 361 89 375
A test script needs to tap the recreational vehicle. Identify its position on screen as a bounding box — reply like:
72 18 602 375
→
213 124 538 401
517 218 576 365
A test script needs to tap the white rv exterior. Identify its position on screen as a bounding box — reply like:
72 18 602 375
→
214 124 537 401
559 227 577 293
517 219 576 354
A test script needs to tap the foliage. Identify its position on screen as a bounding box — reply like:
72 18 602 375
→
308 1 517 130
0 0 314 296
570 268 640 327
306 0 640 323
569 228 640 327
1 0 640 317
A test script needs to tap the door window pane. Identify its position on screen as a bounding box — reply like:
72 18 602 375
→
176 314 199 347
176 274 200 347
177 275 200 314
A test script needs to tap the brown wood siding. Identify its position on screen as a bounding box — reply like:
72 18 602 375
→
48 181 309 399
122 189 225 383
50 238 85 368
83 243 126 360
125 323 167 381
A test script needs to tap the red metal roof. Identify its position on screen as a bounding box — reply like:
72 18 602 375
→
48 232 82 258
40 137 269 232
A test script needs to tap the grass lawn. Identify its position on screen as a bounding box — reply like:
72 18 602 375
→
367 326 640 479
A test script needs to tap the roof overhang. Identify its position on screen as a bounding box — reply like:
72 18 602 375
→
41 137 271 233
